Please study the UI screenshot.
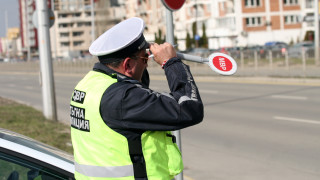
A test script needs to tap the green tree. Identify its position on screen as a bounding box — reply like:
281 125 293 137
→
155 29 165 44
174 36 178 50
192 22 197 47
186 32 192 50
289 38 294 46
200 23 208 48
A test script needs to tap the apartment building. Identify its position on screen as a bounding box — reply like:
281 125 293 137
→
51 0 129 59
19 0 124 59
19 0 43 59
170 0 317 49
236 0 314 47
18 0 319 58
50 0 93 58
132 0 317 49
0 28 22 58
128 0 236 50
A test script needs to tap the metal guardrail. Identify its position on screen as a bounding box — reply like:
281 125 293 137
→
0 51 320 78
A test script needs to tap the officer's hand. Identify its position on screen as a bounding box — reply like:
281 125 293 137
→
149 43 177 66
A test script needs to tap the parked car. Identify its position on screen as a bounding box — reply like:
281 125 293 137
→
241 45 264 58
261 41 289 58
288 41 314 58
0 128 74 179
187 48 211 57
224 47 241 59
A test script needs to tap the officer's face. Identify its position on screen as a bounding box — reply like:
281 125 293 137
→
131 49 149 82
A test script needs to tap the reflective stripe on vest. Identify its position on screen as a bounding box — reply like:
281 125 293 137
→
75 162 134 178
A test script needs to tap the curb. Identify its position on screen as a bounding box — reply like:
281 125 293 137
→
150 75 320 86
1 71 320 86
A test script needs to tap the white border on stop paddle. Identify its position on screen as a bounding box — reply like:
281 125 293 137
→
206 53 238 76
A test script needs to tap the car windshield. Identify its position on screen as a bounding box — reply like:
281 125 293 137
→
303 43 313 47
0 128 74 163
293 42 313 47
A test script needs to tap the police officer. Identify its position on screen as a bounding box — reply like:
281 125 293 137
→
70 17 203 180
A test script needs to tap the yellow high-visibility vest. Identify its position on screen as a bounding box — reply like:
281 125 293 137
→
70 70 183 180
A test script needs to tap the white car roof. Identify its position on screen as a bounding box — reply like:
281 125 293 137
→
0 128 74 174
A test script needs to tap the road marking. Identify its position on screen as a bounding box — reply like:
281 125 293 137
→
270 95 307 100
200 89 218 94
274 116 320 125
184 175 195 180
150 87 218 94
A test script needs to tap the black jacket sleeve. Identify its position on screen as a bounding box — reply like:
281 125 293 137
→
100 58 203 131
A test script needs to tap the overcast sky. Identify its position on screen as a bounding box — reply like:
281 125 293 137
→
0 0 19 37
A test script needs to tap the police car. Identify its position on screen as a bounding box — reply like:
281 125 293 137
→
0 128 75 179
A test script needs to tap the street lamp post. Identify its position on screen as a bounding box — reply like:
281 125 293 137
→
91 0 95 42
36 0 57 121
315 0 319 66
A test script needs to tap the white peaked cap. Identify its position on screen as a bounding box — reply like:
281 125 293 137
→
89 17 149 63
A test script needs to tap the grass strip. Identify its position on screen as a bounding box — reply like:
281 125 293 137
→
0 97 73 154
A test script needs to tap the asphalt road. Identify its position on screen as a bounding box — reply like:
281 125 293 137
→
0 72 320 180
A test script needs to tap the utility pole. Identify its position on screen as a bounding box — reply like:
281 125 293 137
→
51 0 57 59
5 10 9 58
36 0 57 121
195 0 199 48
91 0 95 42
315 0 320 66
27 5 31 61
165 8 183 180
5 10 8 35
162 2 186 178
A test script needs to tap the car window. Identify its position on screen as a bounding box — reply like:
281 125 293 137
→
303 44 313 47
0 129 74 163
0 152 73 180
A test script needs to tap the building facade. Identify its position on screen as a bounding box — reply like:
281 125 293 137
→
50 0 94 59
18 0 319 59
121 0 317 50
236 0 314 47
171 0 317 49
18 0 122 59
0 28 22 59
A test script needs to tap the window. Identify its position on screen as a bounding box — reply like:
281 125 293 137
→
61 42 70 47
73 13 81 17
72 32 83 36
59 23 68 28
58 14 68 18
77 22 91 27
283 0 299 5
77 22 84 27
284 15 300 24
306 0 313 8
217 17 236 29
73 41 84 46
245 0 261 7
0 152 72 180
60 32 69 37
245 17 263 27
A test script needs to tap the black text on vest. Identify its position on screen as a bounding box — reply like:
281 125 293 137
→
70 105 90 132
72 89 86 104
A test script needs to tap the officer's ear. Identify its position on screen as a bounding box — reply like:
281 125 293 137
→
123 57 135 76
